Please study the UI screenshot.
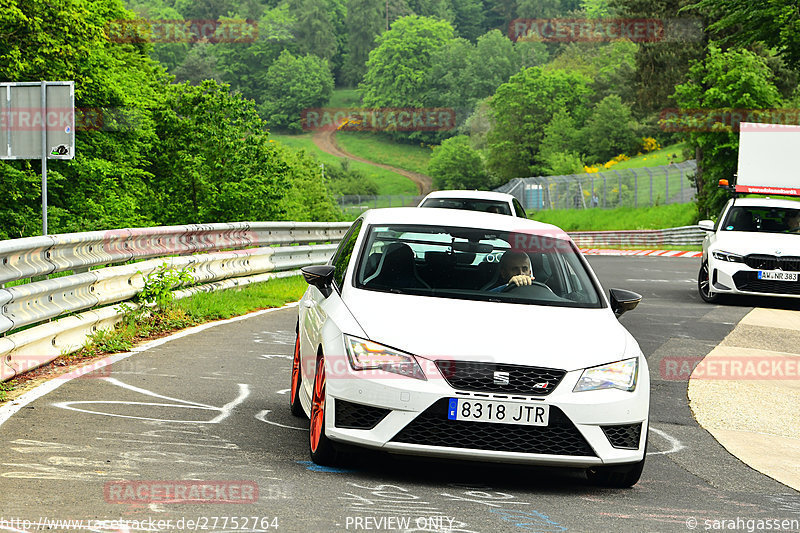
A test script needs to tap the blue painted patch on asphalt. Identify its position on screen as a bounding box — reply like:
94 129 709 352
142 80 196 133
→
296 460 355 473
489 508 567 531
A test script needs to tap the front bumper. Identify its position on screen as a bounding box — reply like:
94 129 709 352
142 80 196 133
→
708 258 800 299
323 354 650 468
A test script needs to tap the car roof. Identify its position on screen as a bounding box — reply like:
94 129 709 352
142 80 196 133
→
727 197 800 209
358 207 567 236
421 190 516 202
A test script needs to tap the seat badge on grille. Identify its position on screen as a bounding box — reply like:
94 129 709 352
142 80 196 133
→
493 371 510 385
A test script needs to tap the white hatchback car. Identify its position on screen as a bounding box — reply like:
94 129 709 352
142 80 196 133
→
418 190 527 218
698 197 800 302
291 208 649 487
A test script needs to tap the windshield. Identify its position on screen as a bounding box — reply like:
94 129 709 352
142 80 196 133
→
420 198 513 216
354 224 603 308
722 205 800 233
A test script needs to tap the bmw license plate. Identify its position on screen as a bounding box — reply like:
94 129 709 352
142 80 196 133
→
447 398 549 426
758 271 798 282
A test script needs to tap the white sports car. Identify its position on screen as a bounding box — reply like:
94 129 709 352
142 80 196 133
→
418 190 527 218
698 197 800 302
291 208 649 487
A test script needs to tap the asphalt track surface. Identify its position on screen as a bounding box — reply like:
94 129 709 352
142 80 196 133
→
1 256 799 533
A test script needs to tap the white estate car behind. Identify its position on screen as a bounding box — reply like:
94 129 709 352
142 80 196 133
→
698 197 800 302
291 207 650 487
418 190 527 218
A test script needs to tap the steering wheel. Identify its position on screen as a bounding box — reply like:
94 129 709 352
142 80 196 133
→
501 280 556 294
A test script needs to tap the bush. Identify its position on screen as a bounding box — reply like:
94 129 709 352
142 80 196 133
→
428 136 491 189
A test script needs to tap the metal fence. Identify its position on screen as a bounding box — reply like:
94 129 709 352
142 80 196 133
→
0 222 350 382
336 195 423 216
496 161 697 211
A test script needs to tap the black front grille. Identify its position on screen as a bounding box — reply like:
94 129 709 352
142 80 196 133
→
335 400 391 429
732 271 800 295
744 254 800 272
435 361 566 396
602 424 642 449
391 399 595 456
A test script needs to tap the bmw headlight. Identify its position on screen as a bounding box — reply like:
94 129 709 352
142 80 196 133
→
573 358 638 392
344 335 426 380
712 250 744 263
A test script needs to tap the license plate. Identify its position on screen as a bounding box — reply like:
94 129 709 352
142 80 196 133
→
447 398 549 426
757 271 798 282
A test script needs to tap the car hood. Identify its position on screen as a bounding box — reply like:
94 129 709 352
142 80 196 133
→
343 289 631 372
712 231 800 255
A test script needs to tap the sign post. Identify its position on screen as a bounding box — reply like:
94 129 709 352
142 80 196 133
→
1 81 75 234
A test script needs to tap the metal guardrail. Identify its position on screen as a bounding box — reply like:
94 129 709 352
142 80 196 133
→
568 225 705 247
0 223 348 382
0 222 351 285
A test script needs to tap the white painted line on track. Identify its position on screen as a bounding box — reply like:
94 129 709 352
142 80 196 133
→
255 409 308 431
0 303 298 429
648 426 687 456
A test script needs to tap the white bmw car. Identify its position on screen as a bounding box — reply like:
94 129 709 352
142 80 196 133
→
698 197 800 302
291 208 649 487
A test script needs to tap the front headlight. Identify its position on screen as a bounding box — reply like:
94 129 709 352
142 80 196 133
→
344 335 426 380
712 250 744 263
573 358 638 392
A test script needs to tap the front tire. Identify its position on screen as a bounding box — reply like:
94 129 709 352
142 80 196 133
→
309 355 339 465
698 261 720 303
289 321 305 418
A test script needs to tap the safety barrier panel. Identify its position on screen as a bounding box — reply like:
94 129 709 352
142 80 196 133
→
0 223 348 382
568 225 704 248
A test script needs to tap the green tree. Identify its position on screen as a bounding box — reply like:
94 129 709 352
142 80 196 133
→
487 67 593 179
428 135 491 189
360 15 455 108
451 0 485 41
580 95 640 162
259 50 335 132
288 0 339 62
173 42 223 84
340 0 385 86
538 109 582 165
688 0 800 69
672 46 783 217
466 30 521 103
214 6 297 103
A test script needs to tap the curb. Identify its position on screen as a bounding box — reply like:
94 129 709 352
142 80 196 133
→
687 307 800 491
580 248 702 257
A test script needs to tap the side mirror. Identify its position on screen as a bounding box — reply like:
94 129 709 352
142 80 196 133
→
609 288 641 318
698 220 715 232
301 265 335 298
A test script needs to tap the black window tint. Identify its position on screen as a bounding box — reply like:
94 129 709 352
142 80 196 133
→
513 199 527 218
333 220 362 289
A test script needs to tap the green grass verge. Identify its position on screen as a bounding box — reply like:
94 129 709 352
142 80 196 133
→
176 275 306 321
609 142 688 170
74 276 306 359
530 203 698 231
269 132 418 195
335 132 433 175
327 88 361 108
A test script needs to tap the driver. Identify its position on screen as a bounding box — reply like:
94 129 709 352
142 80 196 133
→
786 211 800 233
489 251 535 292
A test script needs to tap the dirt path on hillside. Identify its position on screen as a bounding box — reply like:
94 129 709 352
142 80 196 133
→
312 129 432 195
